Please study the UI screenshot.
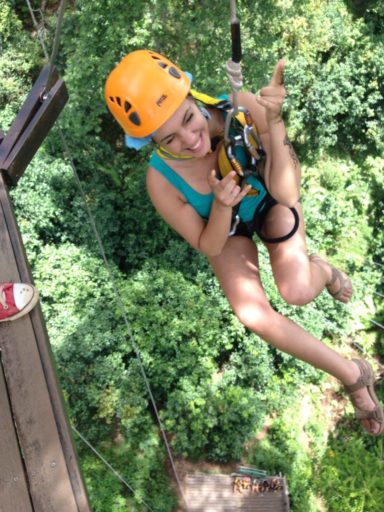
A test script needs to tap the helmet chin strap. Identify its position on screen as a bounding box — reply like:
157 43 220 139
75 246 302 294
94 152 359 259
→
200 106 212 120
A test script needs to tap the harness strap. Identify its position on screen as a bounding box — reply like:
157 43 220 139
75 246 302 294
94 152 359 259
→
190 89 231 109
251 196 300 244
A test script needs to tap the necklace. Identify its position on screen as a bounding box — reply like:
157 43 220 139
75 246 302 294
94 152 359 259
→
156 146 194 160
156 136 222 161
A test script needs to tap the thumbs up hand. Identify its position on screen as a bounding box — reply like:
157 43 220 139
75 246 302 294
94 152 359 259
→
256 59 286 125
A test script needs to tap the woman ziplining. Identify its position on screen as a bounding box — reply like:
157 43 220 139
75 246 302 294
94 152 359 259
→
104 20 383 436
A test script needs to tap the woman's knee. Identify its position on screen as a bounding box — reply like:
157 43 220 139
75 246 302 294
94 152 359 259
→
277 282 312 306
234 302 278 337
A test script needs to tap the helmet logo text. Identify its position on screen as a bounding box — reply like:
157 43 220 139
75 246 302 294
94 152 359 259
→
156 94 168 107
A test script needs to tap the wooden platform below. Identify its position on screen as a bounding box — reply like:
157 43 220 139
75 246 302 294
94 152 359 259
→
184 474 290 512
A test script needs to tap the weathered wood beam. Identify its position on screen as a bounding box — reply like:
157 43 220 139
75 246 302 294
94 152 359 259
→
0 171 91 512
0 65 51 168
0 361 34 512
0 65 68 185
0 62 90 510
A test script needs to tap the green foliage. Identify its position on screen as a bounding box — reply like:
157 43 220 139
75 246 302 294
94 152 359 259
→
364 156 384 357
0 1 40 128
246 385 384 512
165 380 267 461
246 393 323 512
315 432 384 512
78 433 177 511
302 157 372 256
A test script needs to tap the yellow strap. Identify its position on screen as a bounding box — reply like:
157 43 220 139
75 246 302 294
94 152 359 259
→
191 89 258 141
190 89 225 106
156 146 193 160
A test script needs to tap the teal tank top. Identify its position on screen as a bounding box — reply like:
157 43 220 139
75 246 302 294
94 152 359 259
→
149 152 266 222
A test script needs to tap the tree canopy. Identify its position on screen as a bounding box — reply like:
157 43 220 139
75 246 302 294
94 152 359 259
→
1 1 384 510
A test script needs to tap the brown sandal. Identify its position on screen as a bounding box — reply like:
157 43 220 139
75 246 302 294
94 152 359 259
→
309 254 353 303
344 359 384 436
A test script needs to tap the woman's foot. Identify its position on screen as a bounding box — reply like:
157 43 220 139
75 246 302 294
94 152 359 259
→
344 359 383 436
0 282 39 322
309 254 353 304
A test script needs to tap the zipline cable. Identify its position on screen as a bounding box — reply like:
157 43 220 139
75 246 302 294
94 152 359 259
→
24 2 189 509
72 426 155 512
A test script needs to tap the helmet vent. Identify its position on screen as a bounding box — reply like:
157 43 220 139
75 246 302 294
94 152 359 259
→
158 62 168 69
124 101 131 113
129 112 141 126
169 67 181 79
116 96 122 107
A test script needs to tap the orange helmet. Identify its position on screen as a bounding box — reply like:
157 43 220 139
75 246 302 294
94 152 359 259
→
105 50 191 137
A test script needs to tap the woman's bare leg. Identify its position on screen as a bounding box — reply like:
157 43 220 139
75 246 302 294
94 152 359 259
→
209 236 380 434
263 202 352 305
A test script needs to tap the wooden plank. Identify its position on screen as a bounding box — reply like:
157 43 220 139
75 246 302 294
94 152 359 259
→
1 78 68 185
0 66 50 169
0 359 34 512
0 172 90 512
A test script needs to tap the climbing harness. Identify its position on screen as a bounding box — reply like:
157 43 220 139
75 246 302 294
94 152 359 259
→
224 0 268 235
188 89 266 191
224 0 299 241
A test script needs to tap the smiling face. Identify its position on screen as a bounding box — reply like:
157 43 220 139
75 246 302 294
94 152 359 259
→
153 97 212 158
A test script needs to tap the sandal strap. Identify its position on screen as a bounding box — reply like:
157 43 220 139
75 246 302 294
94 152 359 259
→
327 267 342 297
355 405 384 422
309 254 351 300
344 359 374 393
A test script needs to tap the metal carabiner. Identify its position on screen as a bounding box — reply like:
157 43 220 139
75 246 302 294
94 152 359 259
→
228 214 240 236
225 136 244 177
242 109 264 161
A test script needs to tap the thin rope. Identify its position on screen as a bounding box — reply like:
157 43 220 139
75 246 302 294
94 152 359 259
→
44 0 67 96
57 129 188 509
72 426 155 512
229 0 238 24
25 2 189 509
25 0 49 58
26 0 66 95
370 319 384 331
